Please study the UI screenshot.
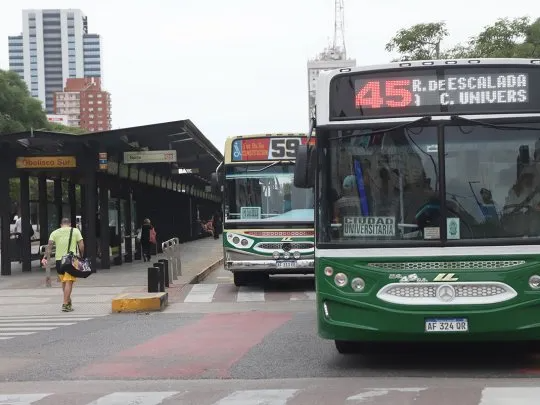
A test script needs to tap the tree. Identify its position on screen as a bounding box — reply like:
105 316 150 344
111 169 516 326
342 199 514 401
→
47 122 88 135
1 69 88 208
385 22 448 61
386 17 540 61
0 69 49 134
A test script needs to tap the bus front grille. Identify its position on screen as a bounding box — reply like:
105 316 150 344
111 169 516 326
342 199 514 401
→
368 260 525 271
376 282 517 305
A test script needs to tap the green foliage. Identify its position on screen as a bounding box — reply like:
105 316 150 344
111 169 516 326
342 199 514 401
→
46 122 88 135
385 22 448 60
0 69 48 134
0 69 89 206
0 68 88 136
387 17 540 61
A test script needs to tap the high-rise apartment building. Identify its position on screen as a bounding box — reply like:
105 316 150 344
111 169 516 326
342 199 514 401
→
8 9 102 114
54 77 111 132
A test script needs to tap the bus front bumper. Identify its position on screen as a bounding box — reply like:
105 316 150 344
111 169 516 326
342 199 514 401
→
318 296 540 342
226 259 315 273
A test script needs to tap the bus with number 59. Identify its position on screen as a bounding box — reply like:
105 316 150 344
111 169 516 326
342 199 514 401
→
211 133 316 286
293 58 540 353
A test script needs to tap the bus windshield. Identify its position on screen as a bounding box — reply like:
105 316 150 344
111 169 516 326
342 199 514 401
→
324 122 540 243
225 164 314 223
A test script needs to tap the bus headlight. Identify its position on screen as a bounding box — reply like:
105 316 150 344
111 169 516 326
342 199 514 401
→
227 233 254 249
273 251 280 259
351 277 365 292
283 252 291 259
334 273 348 287
529 275 540 289
324 266 333 276
293 251 301 259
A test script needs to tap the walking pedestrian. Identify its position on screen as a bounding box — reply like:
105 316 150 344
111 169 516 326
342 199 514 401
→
41 218 84 312
140 218 155 262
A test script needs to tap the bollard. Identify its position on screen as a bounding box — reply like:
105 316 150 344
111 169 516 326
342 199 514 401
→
159 259 170 288
40 244 55 287
153 262 165 292
169 240 177 280
148 266 160 293
174 240 182 277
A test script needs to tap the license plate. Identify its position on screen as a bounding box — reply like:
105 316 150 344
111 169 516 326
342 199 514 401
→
276 261 297 268
425 318 468 332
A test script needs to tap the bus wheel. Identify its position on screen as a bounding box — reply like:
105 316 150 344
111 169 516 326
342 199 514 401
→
335 340 359 354
234 272 249 286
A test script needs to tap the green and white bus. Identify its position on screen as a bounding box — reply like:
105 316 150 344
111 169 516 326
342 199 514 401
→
212 133 315 286
293 58 540 353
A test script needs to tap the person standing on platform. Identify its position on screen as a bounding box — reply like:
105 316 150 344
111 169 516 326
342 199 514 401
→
140 218 155 262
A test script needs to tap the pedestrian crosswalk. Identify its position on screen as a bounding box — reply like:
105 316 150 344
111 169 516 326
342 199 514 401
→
1 386 540 404
181 283 316 303
0 314 106 341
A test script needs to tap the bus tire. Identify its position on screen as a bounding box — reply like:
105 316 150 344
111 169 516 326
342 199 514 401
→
234 272 249 286
335 340 359 354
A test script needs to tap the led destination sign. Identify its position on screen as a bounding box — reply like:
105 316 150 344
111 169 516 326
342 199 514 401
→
231 136 315 162
329 65 540 119
355 73 528 108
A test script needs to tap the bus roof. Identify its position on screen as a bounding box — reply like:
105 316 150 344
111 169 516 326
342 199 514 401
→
315 58 540 126
225 133 308 142
317 58 540 80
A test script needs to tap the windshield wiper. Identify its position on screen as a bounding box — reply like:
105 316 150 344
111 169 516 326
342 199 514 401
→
450 115 540 131
247 160 292 172
328 116 432 141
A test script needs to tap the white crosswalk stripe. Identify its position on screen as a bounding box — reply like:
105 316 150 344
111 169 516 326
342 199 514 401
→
212 389 299 404
85 391 179 405
236 287 266 302
182 284 315 303
2 387 540 404
0 314 106 342
0 393 52 404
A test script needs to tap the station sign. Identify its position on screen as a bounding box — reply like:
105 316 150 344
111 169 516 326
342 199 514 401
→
98 152 108 171
16 156 76 169
124 150 177 164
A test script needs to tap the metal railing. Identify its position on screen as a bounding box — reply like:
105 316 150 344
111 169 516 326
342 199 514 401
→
39 244 55 287
161 237 181 282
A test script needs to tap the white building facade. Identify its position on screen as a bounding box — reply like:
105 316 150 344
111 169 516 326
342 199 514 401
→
8 9 102 114
307 48 356 123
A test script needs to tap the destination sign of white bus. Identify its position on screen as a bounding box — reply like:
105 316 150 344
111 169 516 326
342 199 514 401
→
355 73 529 109
343 216 396 237
124 150 177 164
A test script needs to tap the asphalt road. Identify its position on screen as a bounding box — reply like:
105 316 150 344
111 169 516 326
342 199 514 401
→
1 265 540 403
2 377 540 404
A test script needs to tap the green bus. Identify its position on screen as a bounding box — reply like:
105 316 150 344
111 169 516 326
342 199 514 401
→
293 58 540 353
212 133 315 286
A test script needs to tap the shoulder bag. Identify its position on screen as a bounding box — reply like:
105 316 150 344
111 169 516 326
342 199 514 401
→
60 227 93 278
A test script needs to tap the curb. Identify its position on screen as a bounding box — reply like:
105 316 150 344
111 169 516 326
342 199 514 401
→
111 292 168 313
188 257 224 284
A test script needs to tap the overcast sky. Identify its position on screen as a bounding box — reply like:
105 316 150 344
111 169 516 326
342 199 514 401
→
1 0 539 153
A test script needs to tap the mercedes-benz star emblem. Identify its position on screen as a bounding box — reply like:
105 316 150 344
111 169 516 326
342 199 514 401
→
436 284 456 302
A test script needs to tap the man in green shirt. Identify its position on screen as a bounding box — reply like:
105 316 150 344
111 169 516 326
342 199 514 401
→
41 218 85 312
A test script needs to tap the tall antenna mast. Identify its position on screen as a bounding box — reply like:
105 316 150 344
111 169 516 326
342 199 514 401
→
333 0 346 58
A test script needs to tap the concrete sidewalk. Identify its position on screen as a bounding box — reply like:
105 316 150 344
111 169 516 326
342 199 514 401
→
0 236 223 316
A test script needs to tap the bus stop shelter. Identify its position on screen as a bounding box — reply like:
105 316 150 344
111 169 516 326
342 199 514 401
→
0 119 223 276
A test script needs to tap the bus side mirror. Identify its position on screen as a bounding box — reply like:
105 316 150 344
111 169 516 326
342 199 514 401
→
211 172 221 193
294 144 316 188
